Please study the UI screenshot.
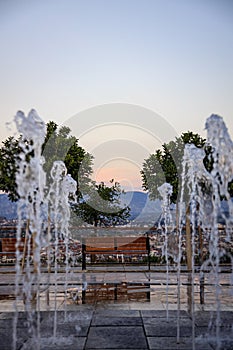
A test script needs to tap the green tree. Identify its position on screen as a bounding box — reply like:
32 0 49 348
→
0 123 130 227
0 136 22 201
42 121 93 197
141 131 206 203
0 121 93 201
74 180 130 227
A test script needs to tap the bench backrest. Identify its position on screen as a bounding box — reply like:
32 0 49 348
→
117 236 148 252
0 237 32 255
84 236 148 253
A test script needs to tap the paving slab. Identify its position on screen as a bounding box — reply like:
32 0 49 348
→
95 302 131 310
208 338 233 350
85 326 148 349
0 309 232 349
92 315 142 326
0 327 27 350
94 309 140 317
40 322 89 337
21 336 86 350
195 325 233 343
147 336 213 350
141 310 189 318
144 318 193 337
40 310 93 337
41 310 93 325
195 310 233 327
0 310 41 320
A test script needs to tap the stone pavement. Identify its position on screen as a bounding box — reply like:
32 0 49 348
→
1 266 232 312
0 266 232 349
0 308 233 350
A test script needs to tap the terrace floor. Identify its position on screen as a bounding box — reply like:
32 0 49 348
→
1 308 233 349
0 265 233 349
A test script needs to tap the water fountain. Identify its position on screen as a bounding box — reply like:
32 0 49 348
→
200 115 233 349
13 110 47 350
12 110 77 349
176 114 233 349
47 161 77 337
6 110 233 349
176 143 212 348
158 182 173 321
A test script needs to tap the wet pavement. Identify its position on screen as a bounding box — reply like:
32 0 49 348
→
0 266 233 349
0 308 233 349
1 265 232 312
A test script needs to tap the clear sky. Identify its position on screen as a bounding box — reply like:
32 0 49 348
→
1 0 233 191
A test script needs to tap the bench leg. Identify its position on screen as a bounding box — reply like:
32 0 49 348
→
82 289 86 304
146 284 150 301
82 244 86 270
114 283 118 301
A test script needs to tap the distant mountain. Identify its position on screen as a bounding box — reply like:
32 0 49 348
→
0 194 17 220
120 191 161 225
1 191 232 226
120 191 147 219
0 191 162 225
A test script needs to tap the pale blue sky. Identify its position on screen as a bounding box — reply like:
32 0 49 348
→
1 0 233 190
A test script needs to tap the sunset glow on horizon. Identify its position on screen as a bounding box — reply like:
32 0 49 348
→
93 161 143 192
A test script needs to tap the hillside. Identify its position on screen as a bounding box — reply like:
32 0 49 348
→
120 191 161 225
0 194 17 220
0 191 161 225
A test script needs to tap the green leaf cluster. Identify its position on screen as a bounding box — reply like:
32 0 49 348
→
0 136 22 201
0 121 93 201
141 131 206 203
74 180 130 227
42 121 93 197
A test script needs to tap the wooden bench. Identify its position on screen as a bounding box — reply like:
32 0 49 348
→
0 237 32 263
82 235 150 270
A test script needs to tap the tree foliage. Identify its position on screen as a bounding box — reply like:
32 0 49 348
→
74 180 130 227
42 121 93 197
0 122 131 226
0 121 93 201
0 136 22 201
141 131 206 203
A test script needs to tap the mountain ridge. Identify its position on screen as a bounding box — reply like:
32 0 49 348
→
0 191 161 225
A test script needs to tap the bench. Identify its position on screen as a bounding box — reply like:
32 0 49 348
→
0 237 32 263
81 235 150 270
